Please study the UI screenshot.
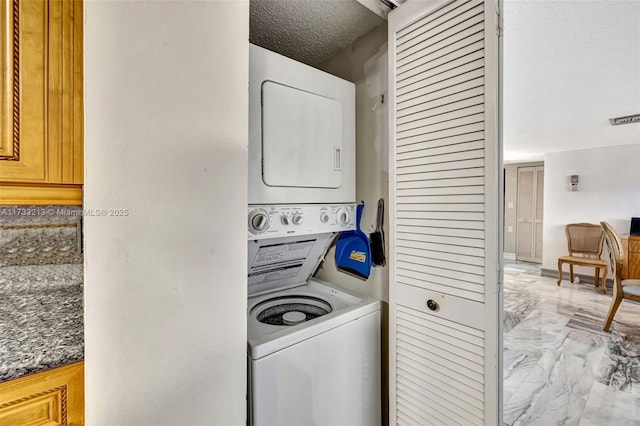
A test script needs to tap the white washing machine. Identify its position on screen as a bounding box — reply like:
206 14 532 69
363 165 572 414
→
247 207 381 426
249 44 356 205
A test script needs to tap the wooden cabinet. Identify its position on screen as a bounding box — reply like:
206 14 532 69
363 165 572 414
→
0 362 84 425
0 0 83 205
620 234 640 280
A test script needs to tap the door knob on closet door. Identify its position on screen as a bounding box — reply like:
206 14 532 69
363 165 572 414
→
426 299 439 312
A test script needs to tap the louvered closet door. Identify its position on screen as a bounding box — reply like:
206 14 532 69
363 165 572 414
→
388 1 502 425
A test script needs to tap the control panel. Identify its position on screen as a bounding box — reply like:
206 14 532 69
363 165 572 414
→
248 204 356 239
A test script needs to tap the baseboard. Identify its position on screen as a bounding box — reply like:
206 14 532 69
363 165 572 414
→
541 268 613 288
503 252 516 261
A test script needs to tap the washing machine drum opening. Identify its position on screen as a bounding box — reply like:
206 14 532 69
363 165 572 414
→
255 296 332 326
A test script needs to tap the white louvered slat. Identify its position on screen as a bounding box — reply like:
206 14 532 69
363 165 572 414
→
397 310 484 350
397 0 478 44
398 399 439 426
398 148 485 167
398 270 484 298
398 204 484 214
398 113 484 140
397 39 484 92
390 0 500 424
398 388 462 426
396 228 485 247
396 224 485 239
397 95 484 126
397 245 484 266
397 406 429 426
399 364 485 419
398 258 484 285
397 104 485 133
397 54 485 106
396 184 484 196
397 355 485 404
397 321 484 379
398 85 484 118
397 275 483 301
398 17 484 75
397 158 485 175
397 247 485 275
396 169 484 185
397 121 484 147
397 10 484 70
398 374 484 424
397 175 484 188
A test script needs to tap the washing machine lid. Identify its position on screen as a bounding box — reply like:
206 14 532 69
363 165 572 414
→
247 232 335 297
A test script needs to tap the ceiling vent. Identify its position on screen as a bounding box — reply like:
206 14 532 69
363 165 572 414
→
609 114 640 126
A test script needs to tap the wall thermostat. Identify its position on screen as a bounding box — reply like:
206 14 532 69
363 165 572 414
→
569 175 579 191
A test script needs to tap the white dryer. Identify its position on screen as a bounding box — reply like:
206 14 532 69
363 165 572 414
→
249 44 356 205
247 206 381 426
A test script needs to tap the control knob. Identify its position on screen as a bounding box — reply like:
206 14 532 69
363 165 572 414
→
292 214 303 225
336 207 350 226
248 209 270 234
320 213 330 223
281 215 290 225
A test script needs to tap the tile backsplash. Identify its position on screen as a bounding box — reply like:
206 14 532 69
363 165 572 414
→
0 206 83 267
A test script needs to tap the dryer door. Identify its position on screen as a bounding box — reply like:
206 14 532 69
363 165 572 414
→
262 82 343 189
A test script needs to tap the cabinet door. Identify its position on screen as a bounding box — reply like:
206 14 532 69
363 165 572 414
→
0 362 84 426
1 0 48 181
0 0 83 204
388 0 502 424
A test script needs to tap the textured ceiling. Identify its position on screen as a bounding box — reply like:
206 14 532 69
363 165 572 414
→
504 0 640 162
250 0 385 66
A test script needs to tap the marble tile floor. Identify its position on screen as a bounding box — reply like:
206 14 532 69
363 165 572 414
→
504 259 543 276
503 267 640 425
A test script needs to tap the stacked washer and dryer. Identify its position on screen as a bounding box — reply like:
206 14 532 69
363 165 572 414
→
247 44 382 426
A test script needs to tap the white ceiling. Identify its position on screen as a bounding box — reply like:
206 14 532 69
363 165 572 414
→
250 0 385 66
251 1 640 162
503 0 640 163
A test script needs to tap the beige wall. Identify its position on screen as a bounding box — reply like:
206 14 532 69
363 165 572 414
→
84 1 249 424
542 144 640 276
503 161 544 257
315 24 389 302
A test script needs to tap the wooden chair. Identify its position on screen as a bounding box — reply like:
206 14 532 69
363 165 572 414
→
601 222 640 331
557 223 608 293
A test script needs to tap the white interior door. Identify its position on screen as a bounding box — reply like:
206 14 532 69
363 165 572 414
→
516 166 543 263
388 0 502 424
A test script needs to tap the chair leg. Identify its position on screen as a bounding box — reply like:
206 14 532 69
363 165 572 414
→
569 264 574 283
603 294 623 331
595 268 600 288
601 267 608 295
557 260 563 286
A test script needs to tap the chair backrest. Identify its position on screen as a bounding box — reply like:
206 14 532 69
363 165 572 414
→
565 223 605 257
601 221 624 282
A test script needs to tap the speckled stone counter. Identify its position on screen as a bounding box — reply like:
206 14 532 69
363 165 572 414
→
0 264 84 382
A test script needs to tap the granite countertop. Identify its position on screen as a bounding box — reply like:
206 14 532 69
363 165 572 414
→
0 263 84 382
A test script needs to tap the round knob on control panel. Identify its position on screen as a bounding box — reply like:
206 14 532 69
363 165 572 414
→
320 213 330 223
281 215 290 225
248 209 270 234
292 214 303 225
337 208 350 226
